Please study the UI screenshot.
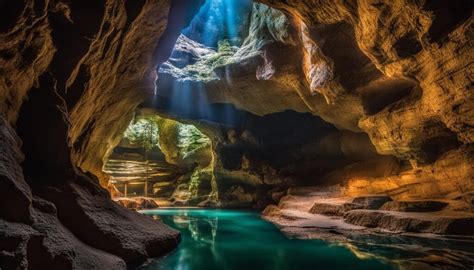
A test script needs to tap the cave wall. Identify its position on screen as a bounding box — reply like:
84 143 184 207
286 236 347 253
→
252 0 473 199
254 0 473 157
0 0 205 268
154 0 473 201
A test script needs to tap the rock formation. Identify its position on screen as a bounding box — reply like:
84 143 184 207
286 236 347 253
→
1 0 205 268
0 0 473 268
149 0 472 206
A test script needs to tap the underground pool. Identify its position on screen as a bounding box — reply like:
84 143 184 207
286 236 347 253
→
138 209 394 270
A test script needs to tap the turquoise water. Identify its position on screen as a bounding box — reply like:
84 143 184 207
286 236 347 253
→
139 209 393 270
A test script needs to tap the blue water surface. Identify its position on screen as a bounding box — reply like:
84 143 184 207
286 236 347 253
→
139 209 394 270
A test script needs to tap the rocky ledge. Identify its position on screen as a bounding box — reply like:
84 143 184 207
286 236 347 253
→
264 187 474 235
344 210 474 235
114 197 160 210
263 186 474 268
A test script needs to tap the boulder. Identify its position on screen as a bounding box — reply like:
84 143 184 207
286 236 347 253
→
115 197 159 210
135 197 159 209
0 202 127 270
115 198 139 209
37 176 180 265
262 204 281 217
28 208 127 270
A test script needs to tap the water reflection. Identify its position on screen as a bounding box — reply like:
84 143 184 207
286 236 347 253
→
140 209 393 270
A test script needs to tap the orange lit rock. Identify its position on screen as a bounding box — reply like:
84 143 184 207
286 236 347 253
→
251 0 473 198
114 197 159 210
344 146 474 200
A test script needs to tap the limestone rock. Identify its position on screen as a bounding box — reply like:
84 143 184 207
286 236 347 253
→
219 185 257 208
0 116 32 224
37 176 180 265
114 197 159 210
310 202 363 217
0 219 40 269
0 0 55 124
254 0 473 157
262 204 281 217
380 200 449 212
0 0 473 267
344 210 474 235
151 0 474 204
352 196 393 210
0 1 205 266
28 207 127 270
309 203 346 216
344 146 474 200
1 198 128 270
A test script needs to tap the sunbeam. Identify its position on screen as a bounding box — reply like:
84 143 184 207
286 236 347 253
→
155 0 252 122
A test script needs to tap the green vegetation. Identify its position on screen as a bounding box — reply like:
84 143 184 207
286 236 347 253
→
123 117 159 151
123 117 159 196
188 169 202 198
120 114 215 199
182 39 238 82
177 124 211 159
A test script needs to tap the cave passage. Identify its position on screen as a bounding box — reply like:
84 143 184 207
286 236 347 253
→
1 0 473 269
104 111 215 208
104 0 474 268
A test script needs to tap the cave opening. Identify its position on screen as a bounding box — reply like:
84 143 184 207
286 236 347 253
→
104 0 363 209
102 0 438 212
103 0 257 208
103 110 215 208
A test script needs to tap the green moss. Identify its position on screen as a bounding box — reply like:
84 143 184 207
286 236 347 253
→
123 117 159 151
123 114 217 200
177 124 211 159
179 39 238 82
157 119 182 164
188 169 201 197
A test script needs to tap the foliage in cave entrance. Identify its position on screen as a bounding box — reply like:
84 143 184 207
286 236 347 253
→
177 123 211 159
162 38 238 82
123 117 160 151
104 112 216 203
122 117 161 196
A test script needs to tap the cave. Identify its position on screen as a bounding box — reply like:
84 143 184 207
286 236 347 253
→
1 0 473 269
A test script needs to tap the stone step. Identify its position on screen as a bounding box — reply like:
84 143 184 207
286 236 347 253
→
343 210 474 235
380 200 449 212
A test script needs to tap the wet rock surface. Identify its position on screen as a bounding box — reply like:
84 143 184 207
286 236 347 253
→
264 186 474 236
263 186 474 268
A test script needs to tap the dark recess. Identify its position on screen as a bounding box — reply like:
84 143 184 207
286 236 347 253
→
0 0 25 32
393 31 423 58
424 0 473 43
